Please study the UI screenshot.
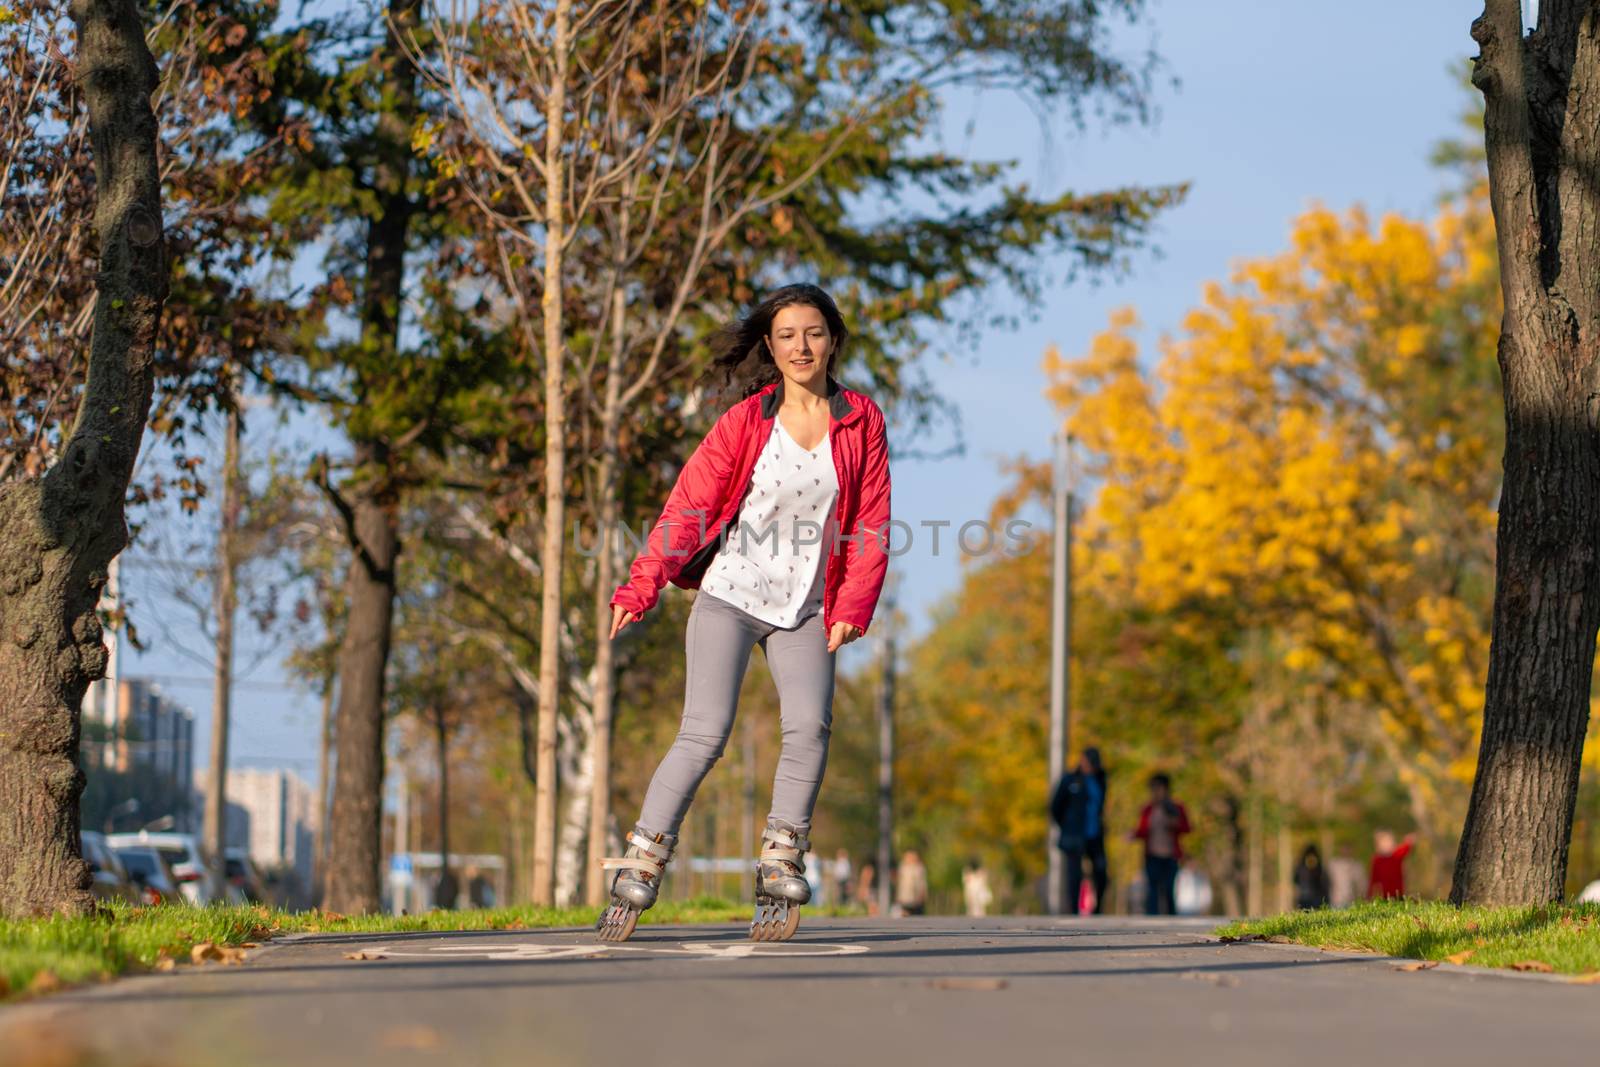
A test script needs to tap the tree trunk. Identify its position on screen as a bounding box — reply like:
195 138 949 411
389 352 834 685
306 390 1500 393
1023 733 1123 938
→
531 0 572 906
1275 820 1292 915
0 0 167 919
322 0 420 915
586 287 626 905
324 475 398 914
205 405 240 894
1246 788 1264 917
434 704 454 908
554 703 594 906
313 672 334 906
1451 0 1600 906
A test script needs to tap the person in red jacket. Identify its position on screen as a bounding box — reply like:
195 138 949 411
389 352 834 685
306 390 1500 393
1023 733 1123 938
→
1367 830 1415 900
597 283 892 943
1131 773 1191 915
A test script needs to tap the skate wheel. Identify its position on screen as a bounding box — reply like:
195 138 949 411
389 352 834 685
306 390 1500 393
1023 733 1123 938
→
749 900 800 941
597 903 639 942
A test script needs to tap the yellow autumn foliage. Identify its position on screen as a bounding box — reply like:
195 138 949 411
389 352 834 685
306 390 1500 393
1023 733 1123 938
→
1042 188 1511 851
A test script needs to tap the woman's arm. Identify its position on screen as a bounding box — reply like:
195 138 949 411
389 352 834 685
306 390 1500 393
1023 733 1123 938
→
832 401 891 635
611 404 745 622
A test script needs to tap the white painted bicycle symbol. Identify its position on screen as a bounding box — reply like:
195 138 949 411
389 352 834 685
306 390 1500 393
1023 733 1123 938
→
364 941 870 962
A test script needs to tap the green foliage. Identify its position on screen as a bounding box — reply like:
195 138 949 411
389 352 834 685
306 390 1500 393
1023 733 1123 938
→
1218 899 1600 977
0 898 866 1000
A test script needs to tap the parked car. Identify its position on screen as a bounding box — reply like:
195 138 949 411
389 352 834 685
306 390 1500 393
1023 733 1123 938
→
107 832 218 905
224 849 266 904
112 845 183 906
79 831 140 904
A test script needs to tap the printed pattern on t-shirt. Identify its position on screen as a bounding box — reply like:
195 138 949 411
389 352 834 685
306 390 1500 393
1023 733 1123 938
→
700 417 839 627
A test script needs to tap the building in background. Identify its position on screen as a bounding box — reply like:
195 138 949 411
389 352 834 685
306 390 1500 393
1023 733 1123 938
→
195 767 318 900
81 677 197 833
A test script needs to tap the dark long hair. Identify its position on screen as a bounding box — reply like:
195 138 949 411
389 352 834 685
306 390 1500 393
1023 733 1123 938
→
698 283 849 410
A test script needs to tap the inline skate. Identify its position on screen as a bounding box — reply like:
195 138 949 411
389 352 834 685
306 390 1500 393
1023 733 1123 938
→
750 820 811 941
596 827 676 942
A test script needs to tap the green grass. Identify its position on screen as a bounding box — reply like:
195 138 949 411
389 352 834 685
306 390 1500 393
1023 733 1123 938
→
2 895 861 1001
1216 899 1600 977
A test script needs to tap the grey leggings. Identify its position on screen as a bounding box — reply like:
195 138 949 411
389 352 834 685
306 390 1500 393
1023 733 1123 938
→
635 591 837 838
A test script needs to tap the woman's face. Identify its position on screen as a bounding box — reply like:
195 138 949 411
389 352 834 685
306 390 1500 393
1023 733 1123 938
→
766 303 832 387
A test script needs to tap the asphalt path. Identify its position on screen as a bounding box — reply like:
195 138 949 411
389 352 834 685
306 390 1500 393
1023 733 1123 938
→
4 915 1598 1067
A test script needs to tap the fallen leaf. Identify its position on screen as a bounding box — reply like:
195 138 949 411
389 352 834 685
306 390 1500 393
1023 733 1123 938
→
216 945 247 966
28 970 63 993
1510 960 1554 973
1464 921 1480 933
191 942 224 964
343 951 387 961
381 1025 442 1050
1394 960 1438 972
240 942 261 949
1444 950 1475 966
927 977 1008 991
1567 972 1600 985
154 957 176 972
1218 933 1269 944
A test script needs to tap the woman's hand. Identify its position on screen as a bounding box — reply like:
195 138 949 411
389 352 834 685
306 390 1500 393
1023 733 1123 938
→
827 620 864 653
610 604 642 640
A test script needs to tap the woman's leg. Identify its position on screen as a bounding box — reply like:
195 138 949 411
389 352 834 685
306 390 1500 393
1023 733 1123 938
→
759 605 837 832
634 594 768 836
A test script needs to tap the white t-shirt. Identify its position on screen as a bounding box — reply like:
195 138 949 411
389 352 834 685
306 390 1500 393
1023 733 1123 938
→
699 417 839 627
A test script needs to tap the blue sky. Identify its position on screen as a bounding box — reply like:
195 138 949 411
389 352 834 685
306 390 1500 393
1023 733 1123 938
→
125 0 1491 777
889 0 1488 638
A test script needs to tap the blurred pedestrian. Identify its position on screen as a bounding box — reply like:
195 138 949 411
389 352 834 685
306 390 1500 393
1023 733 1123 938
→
1130 773 1191 916
856 861 878 916
1326 847 1365 908
1367 829 1415 900
832 848 853 905
466 865 495 909
896 849 928 916
1050 750 1106 915
1081 747 1109 913
961 858 993 917
1293 844 1330 909
433 866 460 910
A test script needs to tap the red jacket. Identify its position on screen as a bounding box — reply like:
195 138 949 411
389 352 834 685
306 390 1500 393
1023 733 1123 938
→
1367 839 1413 899
611 375 891 636
1133 800 1192 861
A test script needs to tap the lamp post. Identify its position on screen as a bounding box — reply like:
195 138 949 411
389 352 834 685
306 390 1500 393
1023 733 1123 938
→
1047 431 1075 915
876 570 898 920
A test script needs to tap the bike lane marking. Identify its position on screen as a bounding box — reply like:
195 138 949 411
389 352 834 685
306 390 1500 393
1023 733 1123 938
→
360 941 871 962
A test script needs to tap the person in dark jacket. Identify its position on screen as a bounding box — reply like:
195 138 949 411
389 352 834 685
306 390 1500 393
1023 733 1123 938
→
1050 749 1108 915
1293 843 1330 909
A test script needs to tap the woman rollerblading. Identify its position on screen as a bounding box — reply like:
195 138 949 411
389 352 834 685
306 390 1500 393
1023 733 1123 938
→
600 283 892 943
